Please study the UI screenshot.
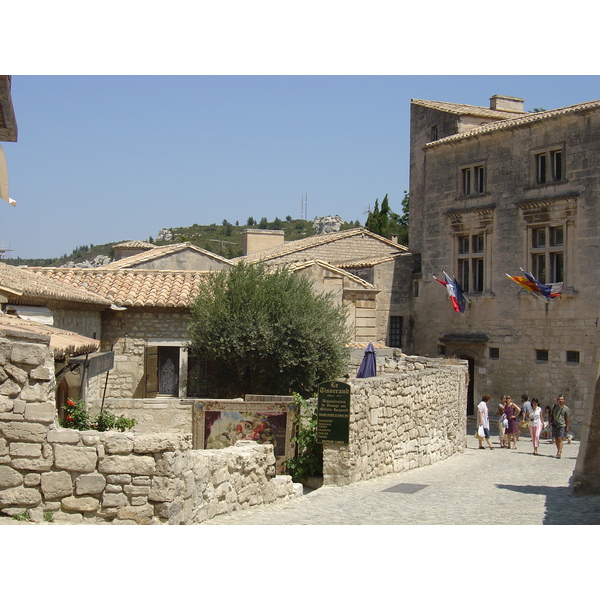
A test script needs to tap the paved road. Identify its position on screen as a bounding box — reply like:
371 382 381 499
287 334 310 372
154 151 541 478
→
202 432 600 525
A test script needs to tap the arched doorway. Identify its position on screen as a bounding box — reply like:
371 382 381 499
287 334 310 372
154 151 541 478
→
460 355 475 415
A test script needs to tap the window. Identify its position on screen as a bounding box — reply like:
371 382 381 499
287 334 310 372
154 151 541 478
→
566 350 580 364
536 349 549 362
531 225 564 283
457 233 485 293
388 316 403 348
489 347 499 360
438 345 446 356
534 148 564 184
431 125 439 141
460 164 485 196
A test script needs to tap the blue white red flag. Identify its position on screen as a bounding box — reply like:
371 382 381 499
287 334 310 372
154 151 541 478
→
433 272 467 313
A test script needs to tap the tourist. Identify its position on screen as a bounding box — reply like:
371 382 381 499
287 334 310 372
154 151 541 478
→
519 393 532 440
542 406 552 441
496 396 508 447
550 395 571 459
529 398 543 455
504 395 521 449
477 394 494 449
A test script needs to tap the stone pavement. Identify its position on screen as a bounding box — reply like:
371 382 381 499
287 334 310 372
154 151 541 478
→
201 431 600 525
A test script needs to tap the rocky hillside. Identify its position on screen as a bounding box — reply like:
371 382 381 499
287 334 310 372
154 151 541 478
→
3 215 360 268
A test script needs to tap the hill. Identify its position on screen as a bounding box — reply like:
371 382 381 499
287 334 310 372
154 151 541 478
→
3 215 362 267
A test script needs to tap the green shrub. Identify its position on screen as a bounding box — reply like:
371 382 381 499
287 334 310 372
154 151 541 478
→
61 398 136 432
285 394 322 481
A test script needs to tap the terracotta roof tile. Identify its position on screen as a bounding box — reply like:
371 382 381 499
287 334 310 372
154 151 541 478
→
0 262 111 306
102 242 234 269
234 227 408 264
411 98 526 119
29 268 209 308
424 99 600 148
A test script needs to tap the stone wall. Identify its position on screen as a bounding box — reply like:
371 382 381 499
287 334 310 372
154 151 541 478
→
325 353 467 486
0 331 301 524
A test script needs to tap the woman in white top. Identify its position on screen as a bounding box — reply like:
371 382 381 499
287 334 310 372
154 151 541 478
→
529 398 544 455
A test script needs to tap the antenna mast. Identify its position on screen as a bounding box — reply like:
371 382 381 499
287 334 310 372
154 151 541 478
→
301 193 307 220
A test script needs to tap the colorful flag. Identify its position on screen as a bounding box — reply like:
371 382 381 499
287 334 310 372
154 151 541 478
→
506 268 562 299
434 272 467 313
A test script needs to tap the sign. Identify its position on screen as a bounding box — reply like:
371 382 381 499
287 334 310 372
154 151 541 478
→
69 351 115 378
316 381 350 445
192 399 296 474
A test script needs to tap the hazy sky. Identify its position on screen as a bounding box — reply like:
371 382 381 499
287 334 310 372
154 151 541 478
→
2 4 598 260
3 74 599 259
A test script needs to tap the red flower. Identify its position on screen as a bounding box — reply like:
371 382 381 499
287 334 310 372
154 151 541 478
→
66 415 74 421
66 399 75 407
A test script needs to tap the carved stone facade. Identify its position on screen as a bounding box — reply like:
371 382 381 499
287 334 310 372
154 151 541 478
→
408 96 600 432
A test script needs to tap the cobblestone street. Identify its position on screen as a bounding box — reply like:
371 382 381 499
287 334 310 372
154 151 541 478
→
202 433 600 525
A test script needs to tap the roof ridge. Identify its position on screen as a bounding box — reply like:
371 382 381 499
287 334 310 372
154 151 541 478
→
425 98 600 148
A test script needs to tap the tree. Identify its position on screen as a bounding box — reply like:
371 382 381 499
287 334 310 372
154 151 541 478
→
187 262 352 398
365 192 409 245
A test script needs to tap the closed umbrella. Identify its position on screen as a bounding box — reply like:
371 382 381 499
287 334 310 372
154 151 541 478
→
356 342 377 378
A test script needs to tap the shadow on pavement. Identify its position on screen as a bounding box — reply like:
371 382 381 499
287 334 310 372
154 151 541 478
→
496 483 600 525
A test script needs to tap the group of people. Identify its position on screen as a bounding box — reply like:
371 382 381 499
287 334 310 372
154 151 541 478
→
476 393 571 459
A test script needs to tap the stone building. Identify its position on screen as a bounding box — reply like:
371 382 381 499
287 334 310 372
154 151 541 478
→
408 94 600 431
237 227 414 346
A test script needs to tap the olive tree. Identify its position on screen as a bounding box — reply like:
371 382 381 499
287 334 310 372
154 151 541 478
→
187 262 352 398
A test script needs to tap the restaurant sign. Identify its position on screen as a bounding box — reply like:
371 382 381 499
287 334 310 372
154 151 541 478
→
316 380 350 445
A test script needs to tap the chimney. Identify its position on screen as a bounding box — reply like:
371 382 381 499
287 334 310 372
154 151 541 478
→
489 95 525 113
242 229 285 256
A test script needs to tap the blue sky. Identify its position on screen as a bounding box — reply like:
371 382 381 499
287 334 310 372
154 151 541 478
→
3 75 600 259
1 3 599 259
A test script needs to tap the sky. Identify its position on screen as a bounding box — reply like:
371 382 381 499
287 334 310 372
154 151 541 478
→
2 1 599 585
4 74 600 260
1 4 598 260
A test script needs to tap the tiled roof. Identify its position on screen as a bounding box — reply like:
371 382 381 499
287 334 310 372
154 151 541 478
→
112 240 157 250
29 268 209 308
102 242 234 269
0 314 100 359
337 252 411 269
0 262 111 306
424 99 600 148
289 260 376 289
233 228 408 264
411 98 526 120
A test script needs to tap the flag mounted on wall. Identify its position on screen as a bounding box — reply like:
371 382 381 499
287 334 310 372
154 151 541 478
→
506 268 563 300
433 272 467 313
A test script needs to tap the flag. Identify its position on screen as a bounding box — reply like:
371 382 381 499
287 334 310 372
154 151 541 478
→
506 268 562 299
434 272 467 313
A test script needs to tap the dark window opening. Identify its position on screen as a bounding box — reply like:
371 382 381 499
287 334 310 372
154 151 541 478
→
388 316 403 348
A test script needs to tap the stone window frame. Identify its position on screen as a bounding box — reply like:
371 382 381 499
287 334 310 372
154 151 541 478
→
447 206 495 297
459 161 486 197
488 347 499 360
515 195 577 293
531 143 566 186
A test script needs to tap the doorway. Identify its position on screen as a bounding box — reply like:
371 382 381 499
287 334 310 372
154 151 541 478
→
460 355 475 415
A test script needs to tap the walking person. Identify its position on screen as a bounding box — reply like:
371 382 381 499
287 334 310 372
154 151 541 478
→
519 394 532 440
529 398 543 455
496 396 508 447
504 396 521 449
477 394 494 449
550 395 571 459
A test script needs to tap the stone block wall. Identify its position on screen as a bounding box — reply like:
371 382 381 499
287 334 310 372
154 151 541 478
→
325 353 467 485
0 331 301 524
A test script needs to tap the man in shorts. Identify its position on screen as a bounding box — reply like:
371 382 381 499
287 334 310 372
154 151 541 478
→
550 394 571 459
